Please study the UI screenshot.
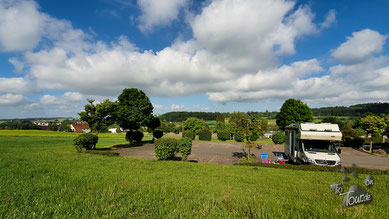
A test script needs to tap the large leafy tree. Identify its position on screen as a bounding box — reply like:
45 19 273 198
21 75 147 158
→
276 99 313 130
360 115 386 152
79 99 117 135
229 112 266 140
182 117 207 134
116 88 154 133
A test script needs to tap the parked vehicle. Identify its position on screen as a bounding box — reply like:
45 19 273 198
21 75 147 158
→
284 123 342 166
362 145 382 151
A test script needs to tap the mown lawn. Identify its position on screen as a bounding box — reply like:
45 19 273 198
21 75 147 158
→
1 131 388 218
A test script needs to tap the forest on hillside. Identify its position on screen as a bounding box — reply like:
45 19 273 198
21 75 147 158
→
159 103 389 122
312 103 389 117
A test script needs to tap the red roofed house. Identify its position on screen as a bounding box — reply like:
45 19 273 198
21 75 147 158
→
70 122 91 133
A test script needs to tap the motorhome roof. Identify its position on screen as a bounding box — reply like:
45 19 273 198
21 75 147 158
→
300 123 340 132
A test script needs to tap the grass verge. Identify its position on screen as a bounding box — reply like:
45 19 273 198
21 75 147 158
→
0 133 388 217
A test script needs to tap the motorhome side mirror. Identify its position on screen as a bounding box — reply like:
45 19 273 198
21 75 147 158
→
337 148 341 154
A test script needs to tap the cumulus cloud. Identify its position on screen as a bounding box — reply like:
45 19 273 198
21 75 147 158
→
0 77 32 93
4 0 386 114
0 0 44 51
40 92 85 105
171 104 185 110
331 29 387 64
0 93 24 105
8 57 25 73
137 0 188 32
320 9 336 29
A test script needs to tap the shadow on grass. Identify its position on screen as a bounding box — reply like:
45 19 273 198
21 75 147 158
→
96 140 155 151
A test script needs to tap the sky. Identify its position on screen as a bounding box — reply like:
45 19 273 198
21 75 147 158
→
1 0 389 119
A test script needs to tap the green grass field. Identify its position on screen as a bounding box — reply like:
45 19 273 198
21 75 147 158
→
1 130 388 218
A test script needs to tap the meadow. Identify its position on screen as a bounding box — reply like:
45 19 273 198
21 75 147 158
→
1 130 388 218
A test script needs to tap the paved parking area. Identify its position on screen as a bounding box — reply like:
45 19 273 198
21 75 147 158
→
114 142 389 169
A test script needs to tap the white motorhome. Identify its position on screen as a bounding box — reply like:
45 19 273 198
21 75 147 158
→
284 123 342 166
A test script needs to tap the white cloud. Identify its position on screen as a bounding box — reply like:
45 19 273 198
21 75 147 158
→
0 0 44 51
0 93 24 105
4 0 387 113
40 94 58 105
193 104 209 111
320 9 336 29
331 29 387 64
137 0 188 32
40 92 84 105
171 104 185 110
0 77 32 93
8 57 25 73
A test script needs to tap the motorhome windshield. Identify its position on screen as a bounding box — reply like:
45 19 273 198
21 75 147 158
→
303 140 335 153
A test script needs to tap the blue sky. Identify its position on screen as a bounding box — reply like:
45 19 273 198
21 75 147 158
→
1 0 389 119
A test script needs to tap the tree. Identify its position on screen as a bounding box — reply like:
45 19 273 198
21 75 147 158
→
79 99 117 135
116 88 154 142
216 115 225 123
182 117 206 134
229 112 265 140
360 115 386 152
276 99 313 130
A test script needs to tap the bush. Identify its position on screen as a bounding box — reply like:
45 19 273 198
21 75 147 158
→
249 132 259 141
182 117 207 134
343 136 364 148
126 131 144 143
182 130 195 140
218 129 230 141
234 131 245 142
178 137 192 161
173 126 181 134
154 138 178 160
74 133 99 152
272 132 285 144
153 129 164 139
198 129 212 141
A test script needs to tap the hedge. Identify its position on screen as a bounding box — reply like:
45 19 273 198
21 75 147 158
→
126 131 144 143
234 131 245 142
74 133 98 152
198 129 212 141
217 129 230 141
272 132 285 144
182 130 195 140
178 137 192 161
153 129 164 139
154 138 178 160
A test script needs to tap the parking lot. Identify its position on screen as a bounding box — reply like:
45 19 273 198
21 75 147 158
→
115 141 389 170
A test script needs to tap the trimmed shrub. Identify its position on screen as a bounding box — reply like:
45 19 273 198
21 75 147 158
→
178 137 192 161
234 131 245 142
74 133 98 152
182 130 195 140
218 129 230 141
249 132 259 141
126 131 144 143
154 138 178 160
153 129 164 139
343 136 364 148
198 129 212 141
173 126 181 134
272 132 285 144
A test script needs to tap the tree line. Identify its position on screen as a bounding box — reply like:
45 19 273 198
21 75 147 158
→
159 111 278 122
312 103 389 117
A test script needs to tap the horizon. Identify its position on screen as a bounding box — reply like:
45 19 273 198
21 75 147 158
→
1 0 389 119
1 101 388 120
